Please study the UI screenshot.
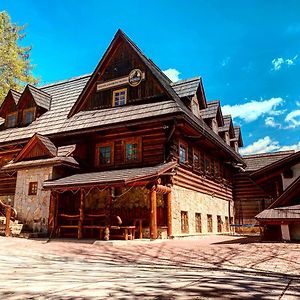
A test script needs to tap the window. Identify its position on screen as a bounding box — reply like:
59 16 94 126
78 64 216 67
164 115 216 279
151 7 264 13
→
217 215 222 233
113 88 127 107
225 217 229 232
124 138 141 163
6 112 17 128
28 182 38 195
195 213 202 233
204 157 211 176
193 150 200 171
181 211 189 233
207 214 213 233
23 108 35 125
179 143 187 164
95 142 114 166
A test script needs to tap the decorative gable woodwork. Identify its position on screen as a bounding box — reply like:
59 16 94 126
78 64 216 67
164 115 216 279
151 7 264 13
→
68 29 181 117
14 134 57 162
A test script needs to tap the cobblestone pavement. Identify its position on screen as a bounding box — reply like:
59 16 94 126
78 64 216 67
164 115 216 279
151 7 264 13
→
0 235 300 299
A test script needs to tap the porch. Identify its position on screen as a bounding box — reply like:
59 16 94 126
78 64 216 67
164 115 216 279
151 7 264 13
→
43 162 176 240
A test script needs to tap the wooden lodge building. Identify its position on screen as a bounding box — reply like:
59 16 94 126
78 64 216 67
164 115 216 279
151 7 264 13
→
0 30 298 241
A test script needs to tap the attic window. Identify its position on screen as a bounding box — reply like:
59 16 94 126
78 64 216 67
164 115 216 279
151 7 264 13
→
113 88 127 107
23 108 35 125
6 112 17 128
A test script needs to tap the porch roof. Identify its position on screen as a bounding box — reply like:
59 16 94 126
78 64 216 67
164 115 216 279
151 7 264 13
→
43 161 177 190
255 204 300 221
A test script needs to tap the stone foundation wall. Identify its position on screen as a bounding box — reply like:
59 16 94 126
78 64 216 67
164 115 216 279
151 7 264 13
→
171 185 234 236
14 167 53 233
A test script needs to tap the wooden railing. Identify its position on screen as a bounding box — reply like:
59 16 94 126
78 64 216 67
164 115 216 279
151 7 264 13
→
0 200 16 237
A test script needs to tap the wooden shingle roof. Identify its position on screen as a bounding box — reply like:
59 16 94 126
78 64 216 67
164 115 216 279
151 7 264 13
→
255 204 300 220
201 100 220 119
43 161 177 190
243 150 295 172
231 126 243 147
171 77 201 98
218 115 234 137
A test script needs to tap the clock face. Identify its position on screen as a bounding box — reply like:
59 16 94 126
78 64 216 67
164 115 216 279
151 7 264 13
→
128 69 143 87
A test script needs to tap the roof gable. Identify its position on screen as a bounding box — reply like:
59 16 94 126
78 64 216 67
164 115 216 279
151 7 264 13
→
201 100 224 126
171 77 207 109
68 29 182 117
0 89 21 117
18 85 52 110
231 126 243 147
267 176 300 209
14 133 57 162
218 115 234 137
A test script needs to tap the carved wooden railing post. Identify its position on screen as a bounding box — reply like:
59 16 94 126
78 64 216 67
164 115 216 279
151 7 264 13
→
78 189 85 239
149 186 157 240
5 206 11 237
166 191 172 237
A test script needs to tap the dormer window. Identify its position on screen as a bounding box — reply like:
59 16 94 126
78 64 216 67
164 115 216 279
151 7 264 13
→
23 108 35 125
113 88 127 107
6 112 18 128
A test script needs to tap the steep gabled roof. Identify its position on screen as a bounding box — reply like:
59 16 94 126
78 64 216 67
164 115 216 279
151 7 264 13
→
218 115 234 137
68 29 183 117
231 126 243 147
243 150 295 172
0 89 21 117
171 77 207 109
201 100 224 126
14 133 57 162
18 85 52 110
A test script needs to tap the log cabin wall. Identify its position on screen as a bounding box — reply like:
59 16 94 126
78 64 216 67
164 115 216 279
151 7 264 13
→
233 172 271 225
73 122 168 171
170 133 234 200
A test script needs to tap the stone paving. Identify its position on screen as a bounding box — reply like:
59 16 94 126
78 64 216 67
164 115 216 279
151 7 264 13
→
0 235 300 299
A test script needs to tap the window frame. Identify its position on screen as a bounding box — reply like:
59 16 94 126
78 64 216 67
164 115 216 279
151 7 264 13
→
192 149 201 172
181 211 189 234
179 141 188 164
207 214 213 233
28 182 38 195
112 88 127 107
95 142 114 167
124 137 142 163
195 213 202 233
5 112 18 128
22 107 36 125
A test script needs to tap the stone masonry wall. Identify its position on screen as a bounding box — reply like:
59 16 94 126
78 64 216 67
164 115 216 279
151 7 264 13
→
171 185 234 236
14 167 53 233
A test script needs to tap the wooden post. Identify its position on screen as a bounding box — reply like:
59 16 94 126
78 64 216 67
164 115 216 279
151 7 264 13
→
149 187 157 240
104 188 112 241
78 189 85 239
166 191 172 237
5 206 11 237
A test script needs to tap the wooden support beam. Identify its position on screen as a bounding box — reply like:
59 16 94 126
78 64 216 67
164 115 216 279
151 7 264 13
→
166 191 172 237
5 206 11 237
149 187 157 240
78 189 85 239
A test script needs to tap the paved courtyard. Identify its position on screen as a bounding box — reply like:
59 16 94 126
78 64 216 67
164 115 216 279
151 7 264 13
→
0 235 299 299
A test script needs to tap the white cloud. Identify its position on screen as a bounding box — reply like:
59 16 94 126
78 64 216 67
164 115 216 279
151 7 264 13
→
271 55 298 71
285 110 300 128
240 136 300 155
221 57 230 67
222 97 284 123
296 101 300 107
163 68 181 82
265 116 281 128
272 58 285 71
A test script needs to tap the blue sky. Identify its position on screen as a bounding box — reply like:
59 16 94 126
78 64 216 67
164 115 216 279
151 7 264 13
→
2 0 300 154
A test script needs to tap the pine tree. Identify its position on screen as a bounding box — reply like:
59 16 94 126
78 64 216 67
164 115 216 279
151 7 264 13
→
0 11 38 102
